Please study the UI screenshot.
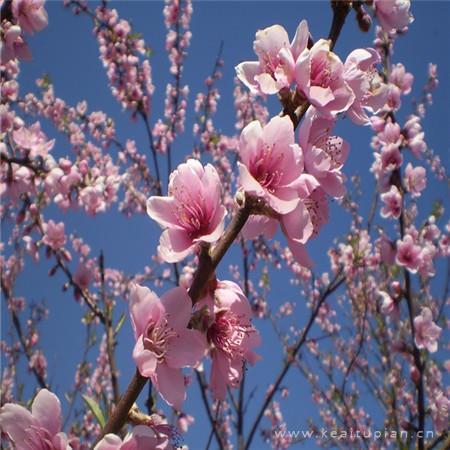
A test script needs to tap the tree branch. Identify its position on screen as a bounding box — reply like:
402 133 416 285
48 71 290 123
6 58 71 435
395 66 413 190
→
244 269 345 450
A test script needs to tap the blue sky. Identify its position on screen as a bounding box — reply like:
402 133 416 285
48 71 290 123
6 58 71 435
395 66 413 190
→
2 1 449 448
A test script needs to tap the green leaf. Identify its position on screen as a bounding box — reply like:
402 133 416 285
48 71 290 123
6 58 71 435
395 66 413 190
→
114 313 126 335
82 395 106 428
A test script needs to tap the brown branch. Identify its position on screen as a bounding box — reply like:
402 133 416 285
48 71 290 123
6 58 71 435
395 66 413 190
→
196 370 225 450
98 198 253 440
244 269 345 450
98 369 148 438
1 283 49 390
328 1 351 51
99 252 120 407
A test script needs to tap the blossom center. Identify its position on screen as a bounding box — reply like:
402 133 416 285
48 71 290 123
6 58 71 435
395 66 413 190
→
143 318 177 361
207 311 248 358
251 145 284 192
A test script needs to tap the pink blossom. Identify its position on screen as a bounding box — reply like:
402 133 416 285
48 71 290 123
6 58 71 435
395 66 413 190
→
413 307 442 353
12 122 55 158
343 48 388 125
177 413 194 434
0 388 71 449
299 106 349 198
238 115 304 214
430 391 449 434
73 261 93 290
0 163 34 201
378 290 399 320
94 425 171 450
380 185 402 219
404 163 426 197
11 0 49 35
389 63 414 95
147 159 226 263
378 120 402 147
381 145 403 171
295 37 355 118
42 220 66 251
235 20 309 95
197 280 260 400
241 184 327 268
396 234 422 273
129 284 206 410
373 0 413 32
0 24 31 63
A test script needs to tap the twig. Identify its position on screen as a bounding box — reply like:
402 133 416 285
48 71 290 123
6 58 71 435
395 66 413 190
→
328 1 351 51
244 270 345 450
196 370 225 450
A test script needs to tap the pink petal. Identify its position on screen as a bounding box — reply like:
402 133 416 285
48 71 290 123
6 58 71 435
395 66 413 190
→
255 73 280 95
132 338 158 377
160 286 192 331
254 25 289 61
241 215 278 240
158 228 193 263
262 115 295 150
210 350 230 401
281 202 313 244
319 172 346 198
124 425 159 450
129 284 163 339
0 403 37 447
195 205 226 244
153 364 186 411
146 196 179 230
235 61 261 93
289 173 320 199
53 432 71 450
239 120 262 166
237 162 265 196
94 433 123 450
266 186 299 214
309 85 335 107
165 329 206 368
31 389 62 437
287 239 314 268
294 50 311 91
298 105 315 150
290 20 309 60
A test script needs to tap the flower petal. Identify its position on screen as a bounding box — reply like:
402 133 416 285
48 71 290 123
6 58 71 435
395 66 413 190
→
158 228 194 263
146 196 180 230
287 239 314 268
165 329 206 368
31 389 62 437
235 61 261 93
94 433 123 450
132 338 158 377
129 284 163 339
160 286 192 331
153 364 186 411
0 403 37 447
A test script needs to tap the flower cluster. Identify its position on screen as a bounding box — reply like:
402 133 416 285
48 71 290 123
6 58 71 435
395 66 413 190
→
1 0 48 63
236 20 388 122
92 6 154 116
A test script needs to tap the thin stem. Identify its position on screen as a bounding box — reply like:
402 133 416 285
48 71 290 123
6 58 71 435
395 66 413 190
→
139 110 162 196
244 270 345 450
196 370 225 450
1 284 49 390
99 252 120 407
